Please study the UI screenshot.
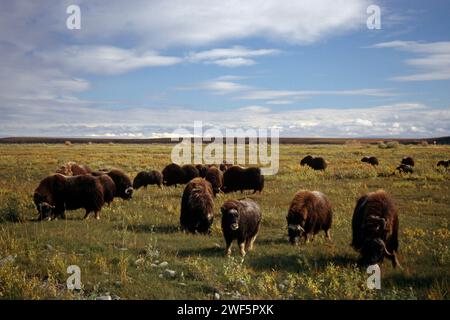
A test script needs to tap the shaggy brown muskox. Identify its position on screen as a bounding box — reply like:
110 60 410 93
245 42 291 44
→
195 164 209 178
33 174 105 220
221 199 261 256
107 169 133 199
133 170 163 189
56 162 92 176
286 191 332 244
300 156 327 170
180 178 215 234
181 164 200 183
222 166 264 194
97 175 116 205
352 190 400 268
361 156 379 166
162 163 184 186
205 166 223 196
396 164 413 174
437 160 449 168
401 156 415 167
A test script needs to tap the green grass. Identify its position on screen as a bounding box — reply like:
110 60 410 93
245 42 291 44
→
0 143 449 300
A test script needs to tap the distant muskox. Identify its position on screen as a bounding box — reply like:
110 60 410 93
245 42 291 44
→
205 166 223 196
33 174 106 220
396 164 413 174
133 170 163 189
221 199 262 256
437 160 449 168
401 156 415 167
351 190 400 268
222 166 264 194
361 156 379 166
219 161 233 172
162 163 185 186
56 162 92 176
300 155 327 170
286 191 332 244
107 169 133 199
180 178 215 234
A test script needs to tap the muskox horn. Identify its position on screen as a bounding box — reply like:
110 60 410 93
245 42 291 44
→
376 238 394 256
125 187 133 195
288 224 305 232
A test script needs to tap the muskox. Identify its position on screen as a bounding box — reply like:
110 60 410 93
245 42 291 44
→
181 164 200 183
401 156 415 167
56 162 92 176
33 174 105 220
300 156 327 170
286 191 332 244
133 170 163 189
222 166 264 194
205 166 223 196
107 169 133 199
396 164 413 174
361 156 379 166
219 160 233 172
351 190 400 268
97 174 116 205
221 199 261 256
162 163 184 186
195 164 209 178
437 160 449 168
180 178 215 234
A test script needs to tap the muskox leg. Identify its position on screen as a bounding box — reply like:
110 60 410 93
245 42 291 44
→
246 235 258 251
94 211 100 220
83 210 91 220
388 251 401 268
239 242 246 257
325 229 332 240
225 241 233 256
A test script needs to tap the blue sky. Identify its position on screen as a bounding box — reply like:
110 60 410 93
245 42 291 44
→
0 0 449 138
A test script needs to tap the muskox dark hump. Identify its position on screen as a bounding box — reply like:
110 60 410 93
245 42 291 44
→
181 164 200 183
362 156 379 166
133 170 163 189
222 166 264 194
195 164 209 178
437 160 449 168
180 178 214 234
162 163 185 186
401 156 415 167
300 156 327 170
300 155 313 166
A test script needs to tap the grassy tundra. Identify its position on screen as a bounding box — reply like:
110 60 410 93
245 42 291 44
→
0 143 449 300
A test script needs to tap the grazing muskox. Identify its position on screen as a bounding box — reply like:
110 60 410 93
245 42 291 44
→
222 166 264 194
300 156 327 170
396 164 413 174
221 199 261 256
205 166 223 196
286 191 332 244
181 164 200 183
56 162 92 176
180 178 215 234
437 160 449 168
133 170 163 189
162 163 185 186
107 169 133 199
351 190 400 268
401 156 415 167
33 174 105 220
361 156 379 166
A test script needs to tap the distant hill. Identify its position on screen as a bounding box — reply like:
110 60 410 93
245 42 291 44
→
0 136 448 145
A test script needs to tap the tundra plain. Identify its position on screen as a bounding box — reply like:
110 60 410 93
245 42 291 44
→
0 143 449 299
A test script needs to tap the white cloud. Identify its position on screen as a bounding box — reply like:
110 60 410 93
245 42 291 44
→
185 78 251 95
42 46 182 75
371 41 450 81
238 106 271 113
208 58 256 67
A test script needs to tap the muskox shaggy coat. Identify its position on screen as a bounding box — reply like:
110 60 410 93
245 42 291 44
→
195 164 209 178
300 156 327 170
162 163 185 186
33 174 105 220
205 166 223 196
181 164 200 183
133 170 163 189
286 191 332 244
56 162 92 176
222 166 264 194
221 199 262 256
352 190 400 268
180 178 215 234
396 164 413 174
107 169 133 199
97 175 116 205
401 156 415 167
361 156 379 166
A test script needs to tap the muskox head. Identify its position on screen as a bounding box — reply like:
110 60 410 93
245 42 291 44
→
33 193 55 220
124 186 134 199
286 220 306 245
360 238 395 266
221 206 240 231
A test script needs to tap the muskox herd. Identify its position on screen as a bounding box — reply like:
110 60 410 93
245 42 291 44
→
31 151 449 268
